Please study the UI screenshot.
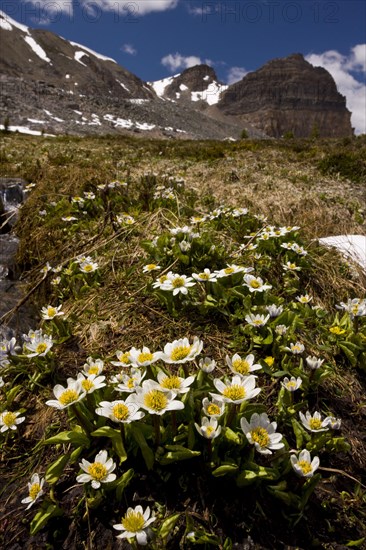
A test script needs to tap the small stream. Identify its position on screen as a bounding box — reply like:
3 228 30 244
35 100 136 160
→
0 178 35 339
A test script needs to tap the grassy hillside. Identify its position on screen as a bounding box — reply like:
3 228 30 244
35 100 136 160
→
0 133 365 549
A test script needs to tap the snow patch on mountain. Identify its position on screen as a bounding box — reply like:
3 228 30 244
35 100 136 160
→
69 41 117 63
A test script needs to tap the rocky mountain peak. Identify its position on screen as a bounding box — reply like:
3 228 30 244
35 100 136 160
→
217 53 353 138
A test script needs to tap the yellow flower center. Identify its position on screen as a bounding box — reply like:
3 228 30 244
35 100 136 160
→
264 356 274 367
289 264 296 269
232 358 250 375
29 483 41 501
146 264 157 270
253 319 263 326
251 427 270 448
329 326 345 335
118 352 130 364
250 280 260 289
159 275 168 283
292 345 302 352
224 267 234 274
59 389 79 406
286 381 297 390
144 390 168 411
112 403 130 421
122 511 145 533
87 462 107 481
298 460 312 475
198 273 210 280
87 366 99 375
172 277 185 288
170 345 191 362
138 352 154 363
160 376 181 390
309 418 323 430
81 379 94 392
47 307 57 317
206 426 215 436
207 403 221 416
3 412 16 427
223 385 246 401
127 378 136 389
36 343 48 354
83 264 93 272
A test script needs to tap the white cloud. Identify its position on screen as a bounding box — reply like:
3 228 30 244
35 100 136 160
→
79 0 179 16
226 66 248 84
121 43 137 55
161 53 202 72
306 45 366 135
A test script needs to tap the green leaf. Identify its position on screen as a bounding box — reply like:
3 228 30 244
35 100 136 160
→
45 453 70 484
223 427 242 445
159 445 201 465
30 503 63 535
43 430 90 448
131 425 155 470
5 384 23 406
158 513 181 541
339 342 358 366
91 426 127 462
346 538 366 547
291 418 304 448
212 463 239 477
115 469 134 501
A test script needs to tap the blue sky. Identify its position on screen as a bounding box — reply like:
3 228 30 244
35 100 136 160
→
1 1 365 132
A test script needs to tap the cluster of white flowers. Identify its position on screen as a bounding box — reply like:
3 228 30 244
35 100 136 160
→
23 328 54 357
337 298 366 318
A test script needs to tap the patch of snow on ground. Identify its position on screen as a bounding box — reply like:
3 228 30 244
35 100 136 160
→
179 84 188 91
0 124 55 137
24 35 51 63
27 118 46 124
319 235 366 271
149 75 177 97
116 80 130 92
69 41 116 63
191 81 228 105
0 10 29 32
74 51 88 66
135 122 155 130
128 99 150 104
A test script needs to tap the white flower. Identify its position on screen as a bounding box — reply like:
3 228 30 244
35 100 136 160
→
115 367 145 392
226 353 262 376
245 313 270 327
82 357 104 376
117 214 135 225
195 417 222 439
71 196 85 205
128 346 163 367
110 350 132 367
266 304 283 317
161 273 196 295
290 449 320 478
76 373 106 394
215 264 250 278
179 241 191 252
202 397 225 418
79 260 99 273
240 412 284 455
243 274 272 293
0 410 25 432
24 332 53 357
142 264 161 273
61 215 78 222
84 191 96 200
152 274 170 290
157 371 195 394
96 396 145 423
305 356 324 370
299 411 329 433
324 416 342 430
337 298 366 318
76 450 116 489
283 262 301 272
162 337 203 364
281 376 302 392
41 304 64 320
21 474 45 509
51 276 61 286
275 324 288 336
285 342 305 354
291 243 307 256
46 379 86 409
132 379 185 415
113 505 156 545
296 294 312 304
0 336 18 355
199 357 216 373
192 269 218 283
210 374 261 404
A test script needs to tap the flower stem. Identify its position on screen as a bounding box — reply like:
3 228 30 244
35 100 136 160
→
153 415 161 447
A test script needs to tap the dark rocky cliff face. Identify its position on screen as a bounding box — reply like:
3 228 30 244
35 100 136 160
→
218 54 353 138
163 65 220 100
